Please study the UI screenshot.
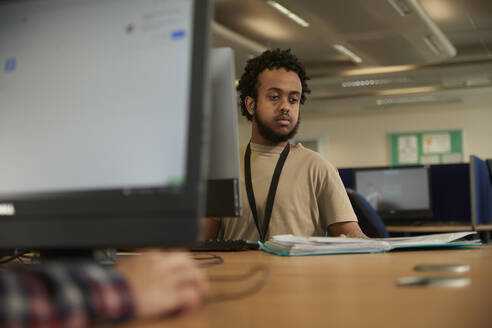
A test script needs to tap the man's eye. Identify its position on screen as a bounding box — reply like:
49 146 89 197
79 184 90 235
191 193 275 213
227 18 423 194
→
289 98 299 103
269 95 279 101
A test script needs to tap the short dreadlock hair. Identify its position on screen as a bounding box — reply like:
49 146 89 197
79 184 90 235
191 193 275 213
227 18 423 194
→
237 48 310 121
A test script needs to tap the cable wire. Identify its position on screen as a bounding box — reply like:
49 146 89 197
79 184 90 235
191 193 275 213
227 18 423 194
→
206 264 268 303
192 253 224 268
0 250 32 265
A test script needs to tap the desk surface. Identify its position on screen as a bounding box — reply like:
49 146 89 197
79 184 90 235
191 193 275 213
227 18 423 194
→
387 224 492 232
386 224 473 232
118 246 492 328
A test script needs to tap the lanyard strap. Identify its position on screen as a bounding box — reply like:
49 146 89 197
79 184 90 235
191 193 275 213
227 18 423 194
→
244 142 290 242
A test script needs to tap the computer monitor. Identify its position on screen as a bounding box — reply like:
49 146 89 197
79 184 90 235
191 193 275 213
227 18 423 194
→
205 47 242 217
470 155 492 228
354 166 433 221
0 0 213 249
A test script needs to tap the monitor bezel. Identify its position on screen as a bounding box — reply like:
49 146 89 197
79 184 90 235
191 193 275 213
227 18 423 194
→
353 165 434 221
0 0 213 248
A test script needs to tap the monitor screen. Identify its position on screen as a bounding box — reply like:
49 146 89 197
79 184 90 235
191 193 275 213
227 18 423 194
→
0 0 213 249
354 166 433 221
205 48 242 218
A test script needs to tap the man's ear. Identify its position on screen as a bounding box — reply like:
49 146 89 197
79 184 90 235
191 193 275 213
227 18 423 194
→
245 96 255 117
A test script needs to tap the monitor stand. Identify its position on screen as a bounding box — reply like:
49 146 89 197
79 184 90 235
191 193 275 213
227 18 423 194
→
38 249 98 262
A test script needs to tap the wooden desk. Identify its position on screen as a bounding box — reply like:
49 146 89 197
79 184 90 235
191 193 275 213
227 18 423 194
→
119 247 492 328
477 224 492 231
386 224 492 233
386 224 473 233
386 225 492 243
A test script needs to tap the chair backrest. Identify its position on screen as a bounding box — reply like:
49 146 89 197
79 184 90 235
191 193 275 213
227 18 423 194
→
346 188 389 238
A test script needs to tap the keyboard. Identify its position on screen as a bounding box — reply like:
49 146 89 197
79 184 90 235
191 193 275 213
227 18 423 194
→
191 239 259 252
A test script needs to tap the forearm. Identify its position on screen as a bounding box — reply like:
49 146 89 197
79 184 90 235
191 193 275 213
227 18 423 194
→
202 218 221 240
0 262 135 328
343 228 368 239
328 221 368 239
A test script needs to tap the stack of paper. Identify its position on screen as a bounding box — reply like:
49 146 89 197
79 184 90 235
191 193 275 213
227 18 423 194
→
260 232 482 256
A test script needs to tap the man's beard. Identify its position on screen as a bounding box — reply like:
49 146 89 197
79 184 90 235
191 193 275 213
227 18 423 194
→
253 110 300 143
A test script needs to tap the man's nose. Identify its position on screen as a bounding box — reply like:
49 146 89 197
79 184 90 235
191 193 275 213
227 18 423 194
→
279 97 290 113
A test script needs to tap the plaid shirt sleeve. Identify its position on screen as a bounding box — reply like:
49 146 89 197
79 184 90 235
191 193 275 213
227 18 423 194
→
0 261 135 328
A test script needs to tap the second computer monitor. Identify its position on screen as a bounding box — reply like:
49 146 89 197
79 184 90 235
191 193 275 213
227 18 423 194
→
354 166 433 221
205 47 242 218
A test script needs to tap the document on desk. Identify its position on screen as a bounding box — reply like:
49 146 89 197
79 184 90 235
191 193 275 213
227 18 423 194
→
259 232 482 256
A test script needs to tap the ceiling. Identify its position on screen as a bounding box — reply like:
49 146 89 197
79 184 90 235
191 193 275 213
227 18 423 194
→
212 0 492 111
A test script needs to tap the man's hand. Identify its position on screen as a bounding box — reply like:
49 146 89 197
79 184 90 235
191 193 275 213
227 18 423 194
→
328 221 368 239
202 218 221 240
117 251 208 319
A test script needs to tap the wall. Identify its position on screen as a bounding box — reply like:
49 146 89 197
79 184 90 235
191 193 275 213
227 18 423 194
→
237 93 492 168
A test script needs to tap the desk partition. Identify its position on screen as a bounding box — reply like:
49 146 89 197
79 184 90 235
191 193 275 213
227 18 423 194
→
470 155 492 227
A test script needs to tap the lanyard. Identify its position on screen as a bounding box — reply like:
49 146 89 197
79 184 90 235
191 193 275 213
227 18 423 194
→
244 142 290 242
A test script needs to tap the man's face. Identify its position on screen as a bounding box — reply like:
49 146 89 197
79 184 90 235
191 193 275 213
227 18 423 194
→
247 68 302 143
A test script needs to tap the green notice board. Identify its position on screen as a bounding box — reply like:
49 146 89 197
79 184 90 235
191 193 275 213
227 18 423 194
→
390 130 463 166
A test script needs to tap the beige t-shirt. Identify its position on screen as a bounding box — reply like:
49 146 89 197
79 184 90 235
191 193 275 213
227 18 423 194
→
220 142 357 241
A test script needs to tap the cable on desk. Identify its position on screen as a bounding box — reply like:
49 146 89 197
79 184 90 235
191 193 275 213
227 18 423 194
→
205 264 268 303
192 253 224 268
0 250 32 265
19 254 40 261
0 256 17 265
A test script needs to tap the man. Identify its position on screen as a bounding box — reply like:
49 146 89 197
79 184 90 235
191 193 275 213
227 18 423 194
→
204 49 365 241
0 251 207 327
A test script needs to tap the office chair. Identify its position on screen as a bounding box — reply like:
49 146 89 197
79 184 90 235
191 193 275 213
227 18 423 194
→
487 159 492 183
346 188 390 238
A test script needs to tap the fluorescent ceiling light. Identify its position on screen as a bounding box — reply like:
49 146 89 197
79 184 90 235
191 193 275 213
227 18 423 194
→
338 64 419 76
333 44 362 64
387 0 413 16
377 86 440 96
265 1 310 27
423 35 443 56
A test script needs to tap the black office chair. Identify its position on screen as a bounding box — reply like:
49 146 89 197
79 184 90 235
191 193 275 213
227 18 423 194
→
346 188 389 238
